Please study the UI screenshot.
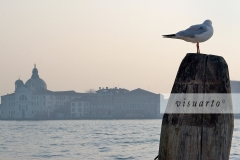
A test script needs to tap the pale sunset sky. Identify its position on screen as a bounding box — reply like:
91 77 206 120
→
1 1 240 97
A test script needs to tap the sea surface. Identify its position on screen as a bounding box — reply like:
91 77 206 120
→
0 119 239 160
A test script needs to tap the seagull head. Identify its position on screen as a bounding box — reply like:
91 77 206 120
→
203 20 212 26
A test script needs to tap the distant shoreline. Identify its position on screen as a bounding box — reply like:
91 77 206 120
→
1 114 240 121
0 117 163 121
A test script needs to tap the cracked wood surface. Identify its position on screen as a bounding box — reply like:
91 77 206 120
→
158 53 234 160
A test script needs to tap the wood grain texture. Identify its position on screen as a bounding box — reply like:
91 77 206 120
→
158 53 234 160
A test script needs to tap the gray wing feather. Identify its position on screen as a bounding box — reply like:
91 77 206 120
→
176 24 208 38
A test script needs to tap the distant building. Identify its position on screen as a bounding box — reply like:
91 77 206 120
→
70 98 90 118
92 87 129 118
1 65 161 119
0 104 1 119
230 80 240 115
80 87 161 119
113 88 160 118
230 80 240 93
0 65 83 119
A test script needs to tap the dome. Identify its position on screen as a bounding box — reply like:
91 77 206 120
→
15 79 24 86
25 64 47 92
15 79 24 91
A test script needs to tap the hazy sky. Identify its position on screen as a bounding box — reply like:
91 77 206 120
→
1 0 240 96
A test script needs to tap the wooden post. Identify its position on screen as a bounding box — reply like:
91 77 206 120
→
157 53 234 160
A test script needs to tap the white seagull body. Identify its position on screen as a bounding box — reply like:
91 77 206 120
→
163 20 214 53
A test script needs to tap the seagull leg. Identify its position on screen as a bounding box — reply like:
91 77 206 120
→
196 43 200 53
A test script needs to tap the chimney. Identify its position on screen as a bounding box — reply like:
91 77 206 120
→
99 87 101 90
106 87 108 90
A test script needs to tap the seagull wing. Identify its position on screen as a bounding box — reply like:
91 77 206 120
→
176 24 208 38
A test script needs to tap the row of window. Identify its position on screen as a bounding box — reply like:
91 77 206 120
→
56 102 66 105
32 110 48 113
115 96 157 101
6 103 15 107
9 111 15 114
5 110 49 114
71 102 89 107
71 107 90 112
2 102 157 109
2 95 81 101
1 96 15 101
115 103 156 108
71 113 90 117
19 95 27 101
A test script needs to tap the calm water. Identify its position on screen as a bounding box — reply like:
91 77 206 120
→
0 119 239 160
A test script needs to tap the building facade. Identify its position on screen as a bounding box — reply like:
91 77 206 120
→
0 65 83 119
1 65 161 119
113 88 160 118
69 87 161 119
70 98 91 118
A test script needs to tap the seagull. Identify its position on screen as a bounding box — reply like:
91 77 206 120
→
163 20 213 53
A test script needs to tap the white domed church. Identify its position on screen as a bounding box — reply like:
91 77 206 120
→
24 64 47 91
1 65 161 119
1 65 82 119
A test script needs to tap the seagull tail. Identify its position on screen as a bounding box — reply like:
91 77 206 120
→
162 34 176 38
